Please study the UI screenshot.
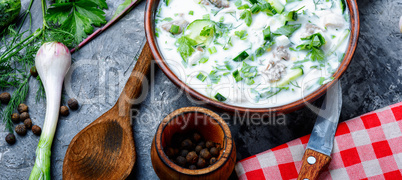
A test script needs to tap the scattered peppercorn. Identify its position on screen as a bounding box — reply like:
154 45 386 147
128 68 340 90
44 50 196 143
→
197 158 206 168
210 147 219 157
0 92 11 104
11 113 20 123
17 103 28 113
60 106 69 116
20 112 30 121
176 156 187 167
15 124 27 136
193 132 201 142
32 125 41 135
206 141 215 149
5 133 16 145
24 118 32 129
181 139 193 150
30 66 38 77
210 157 217 165
67 98 79 110
186 151 198 165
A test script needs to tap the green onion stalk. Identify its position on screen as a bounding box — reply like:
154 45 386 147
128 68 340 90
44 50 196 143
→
29 42 71 180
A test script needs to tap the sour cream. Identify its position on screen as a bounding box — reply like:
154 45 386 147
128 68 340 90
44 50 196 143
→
155 0 350 108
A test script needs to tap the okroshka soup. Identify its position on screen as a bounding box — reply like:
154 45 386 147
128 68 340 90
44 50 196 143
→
155 0 350 108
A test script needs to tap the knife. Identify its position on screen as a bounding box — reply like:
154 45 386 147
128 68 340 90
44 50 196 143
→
297 81 342 180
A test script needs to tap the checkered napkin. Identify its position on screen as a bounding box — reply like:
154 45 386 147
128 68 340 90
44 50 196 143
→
235 102 402 180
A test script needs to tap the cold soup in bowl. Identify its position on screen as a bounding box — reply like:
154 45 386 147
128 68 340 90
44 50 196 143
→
154 0 351 108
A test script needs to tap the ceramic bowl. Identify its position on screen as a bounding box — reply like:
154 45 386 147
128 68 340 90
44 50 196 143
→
145 0 360 114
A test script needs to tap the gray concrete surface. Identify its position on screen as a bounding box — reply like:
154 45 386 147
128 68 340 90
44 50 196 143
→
0 0 401 179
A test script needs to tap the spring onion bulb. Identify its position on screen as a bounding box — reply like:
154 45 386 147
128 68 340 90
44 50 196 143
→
29 42 71 180
400 16 402 33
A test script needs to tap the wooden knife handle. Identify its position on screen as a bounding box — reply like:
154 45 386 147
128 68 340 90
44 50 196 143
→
297 149 332 180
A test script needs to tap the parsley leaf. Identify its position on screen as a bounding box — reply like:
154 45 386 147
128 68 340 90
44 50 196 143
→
176 36 197 62
308 47 325 61
272 24 301 36
297 33 326 50
46 0 108 44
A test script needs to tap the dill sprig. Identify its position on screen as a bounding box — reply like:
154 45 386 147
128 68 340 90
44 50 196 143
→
1 75 29 132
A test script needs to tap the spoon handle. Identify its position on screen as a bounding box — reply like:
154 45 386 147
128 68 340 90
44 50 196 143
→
116 42 153 116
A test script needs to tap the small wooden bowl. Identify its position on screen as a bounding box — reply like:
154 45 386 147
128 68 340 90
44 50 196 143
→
151 107 236 180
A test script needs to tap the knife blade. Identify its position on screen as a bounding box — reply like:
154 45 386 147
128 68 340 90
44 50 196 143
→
297 81 342 180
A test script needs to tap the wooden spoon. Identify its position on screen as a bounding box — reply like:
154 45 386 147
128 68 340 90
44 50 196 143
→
63 42 153 180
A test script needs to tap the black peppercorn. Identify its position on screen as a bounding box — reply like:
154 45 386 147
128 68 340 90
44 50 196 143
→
193 132 201 142
186 151 198 164
180 149 189 157
60 106 69 116
197 141 205 148
206 141 215 149
11 113 20 123
17 103 28 113
176 156 187 167
181 139 193 150
196 158 206 168
15 124 27 136
32 125 41 135
210 157 217 165
165 147 175 157
30 66 38 77
67 98 79 110
210 147 219 157
20 112 30 121
200 149 212 160
0 92 11 104
189 165 197 170
24 118 32 129
5 133 16 145
195 145 203 154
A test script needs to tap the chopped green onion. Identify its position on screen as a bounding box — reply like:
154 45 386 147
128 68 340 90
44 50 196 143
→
251 4 261 14
170 24 180 34
203 14 210 20
232 70 243 82
255 47 265 57
263 26 272 41
199 57 209 64
208 46 217 54
233 51 249 62
189 11 194 15
214 93 227 102
197 73 207 82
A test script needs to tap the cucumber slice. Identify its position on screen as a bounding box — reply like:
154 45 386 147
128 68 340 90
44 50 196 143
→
184 19 216 45
275 67 304 87
266 0 284 14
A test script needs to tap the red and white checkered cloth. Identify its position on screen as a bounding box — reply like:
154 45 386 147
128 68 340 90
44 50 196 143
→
235 102 402 180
